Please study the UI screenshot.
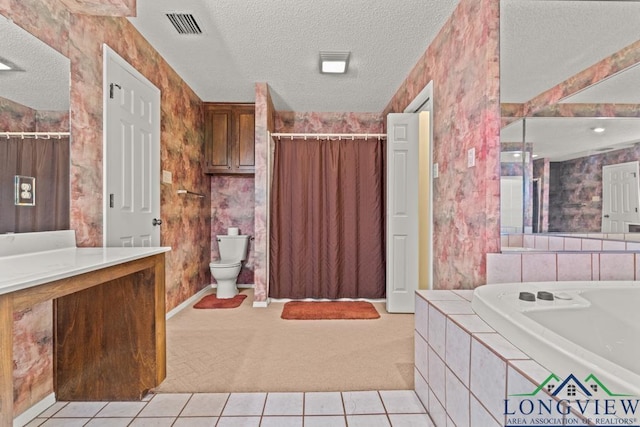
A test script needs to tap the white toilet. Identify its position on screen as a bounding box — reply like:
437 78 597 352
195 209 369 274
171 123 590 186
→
210 234 250 299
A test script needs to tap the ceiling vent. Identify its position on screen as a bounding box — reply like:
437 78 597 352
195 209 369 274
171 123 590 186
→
166 13 202 35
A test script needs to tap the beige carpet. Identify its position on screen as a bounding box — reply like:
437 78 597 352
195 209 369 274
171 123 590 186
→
153 289 415 393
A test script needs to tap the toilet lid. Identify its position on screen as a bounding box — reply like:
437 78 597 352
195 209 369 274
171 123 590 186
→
210 259 241 268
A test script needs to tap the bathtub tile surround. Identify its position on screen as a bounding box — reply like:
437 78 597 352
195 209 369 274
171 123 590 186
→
503 232 640 251
487 251 640 283
599 253 636 280
486 253 522 283
557 253 593 281
521 253 557 282
413 289 620 426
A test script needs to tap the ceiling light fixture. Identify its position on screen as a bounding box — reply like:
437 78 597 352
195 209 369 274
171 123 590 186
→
592 126 606 133
319 51 350 74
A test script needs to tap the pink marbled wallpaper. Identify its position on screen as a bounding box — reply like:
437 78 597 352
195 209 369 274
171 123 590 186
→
525 39 640 115
0 97 69 132
68 12 209 309
549 144 640 232
3 0 210 417
275 112 384 133
252 83 273 302
384 0 501 290
59 0 134 16
211 176 255 284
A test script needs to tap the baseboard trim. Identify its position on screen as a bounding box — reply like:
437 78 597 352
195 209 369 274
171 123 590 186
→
253 298 270 308
166 287 210 320
14 392 55 427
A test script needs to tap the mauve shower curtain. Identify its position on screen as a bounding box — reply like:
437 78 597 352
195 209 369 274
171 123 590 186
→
269 138 385 299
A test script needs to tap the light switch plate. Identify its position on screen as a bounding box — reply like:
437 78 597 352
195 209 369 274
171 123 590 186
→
162 170 172 184
467 148 475 168
433 163 439 178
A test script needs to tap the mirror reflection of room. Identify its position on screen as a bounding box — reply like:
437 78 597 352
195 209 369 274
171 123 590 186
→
0 18 71 233
499 1 640 238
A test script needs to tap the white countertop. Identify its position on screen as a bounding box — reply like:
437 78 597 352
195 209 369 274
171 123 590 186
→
0 246 170 296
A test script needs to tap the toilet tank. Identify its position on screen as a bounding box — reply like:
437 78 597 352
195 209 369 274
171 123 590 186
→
217 235 249 261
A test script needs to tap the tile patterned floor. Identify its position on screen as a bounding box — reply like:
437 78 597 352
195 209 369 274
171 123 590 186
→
25 390 434 427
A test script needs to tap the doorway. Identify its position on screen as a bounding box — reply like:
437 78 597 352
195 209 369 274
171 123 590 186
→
386 82 434 313
602 161 640 232
103 45 161 247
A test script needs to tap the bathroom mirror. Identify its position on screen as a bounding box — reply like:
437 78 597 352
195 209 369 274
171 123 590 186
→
0 17 70 114
499 0 640 238
0 18 71 233
500 116 640 234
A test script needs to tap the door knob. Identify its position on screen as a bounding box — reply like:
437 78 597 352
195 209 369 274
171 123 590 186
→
604 215 610 218
152 218 163 226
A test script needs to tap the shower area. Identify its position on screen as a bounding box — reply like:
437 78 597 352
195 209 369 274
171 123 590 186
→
268 132 386 299
266 112 387 300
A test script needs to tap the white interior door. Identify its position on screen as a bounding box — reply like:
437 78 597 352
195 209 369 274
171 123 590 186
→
104 46 161 247
500 176 524 233
386 113 419 313
602 161 640 232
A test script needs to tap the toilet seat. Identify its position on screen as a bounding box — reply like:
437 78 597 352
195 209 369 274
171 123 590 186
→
210 259 241 269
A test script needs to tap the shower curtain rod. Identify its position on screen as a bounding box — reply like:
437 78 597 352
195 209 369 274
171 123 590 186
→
0 131 70 140
269 132 386 141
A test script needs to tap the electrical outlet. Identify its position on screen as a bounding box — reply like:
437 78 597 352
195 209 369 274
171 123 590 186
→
162 170 172 184
14 175 35 206
467 148 475 168
433 163 439 178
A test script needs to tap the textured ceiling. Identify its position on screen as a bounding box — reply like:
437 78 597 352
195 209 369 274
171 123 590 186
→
0 16 69 112
128 0 460 112
500 0 640 104
2 1 640 124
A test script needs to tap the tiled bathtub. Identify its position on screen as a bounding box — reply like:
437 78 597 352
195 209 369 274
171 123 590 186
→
414 290 595 426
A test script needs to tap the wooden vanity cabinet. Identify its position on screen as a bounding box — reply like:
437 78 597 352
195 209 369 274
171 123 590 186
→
204 103 255 174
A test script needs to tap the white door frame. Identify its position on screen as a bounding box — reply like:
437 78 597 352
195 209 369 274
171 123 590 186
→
103 45 161 247
405 81 434 290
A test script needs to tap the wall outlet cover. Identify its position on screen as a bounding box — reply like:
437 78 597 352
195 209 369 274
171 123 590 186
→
433 163 439 178
467 148 475 168
14 175 35 206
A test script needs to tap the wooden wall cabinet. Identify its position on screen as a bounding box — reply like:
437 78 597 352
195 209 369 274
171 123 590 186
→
204 103 255 174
